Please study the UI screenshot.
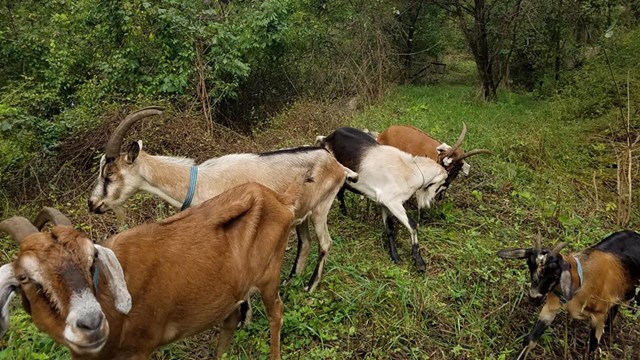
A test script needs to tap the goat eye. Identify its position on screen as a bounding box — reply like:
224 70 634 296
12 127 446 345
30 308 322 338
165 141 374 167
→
17 274 29 283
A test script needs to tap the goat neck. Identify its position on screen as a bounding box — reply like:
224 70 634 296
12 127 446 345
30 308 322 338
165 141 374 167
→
136 152 197 208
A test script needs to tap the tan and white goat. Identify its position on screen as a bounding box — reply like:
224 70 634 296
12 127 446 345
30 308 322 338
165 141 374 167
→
87 107 354 292
1 181 301 359
377 124 491 195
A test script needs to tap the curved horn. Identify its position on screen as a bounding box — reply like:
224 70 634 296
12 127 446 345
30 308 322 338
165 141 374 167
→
104 106 164 159
32 207 73 230
443 123 467 159
0 217 38 244
533 233 542 252
453 148 493 162
549 242 567 256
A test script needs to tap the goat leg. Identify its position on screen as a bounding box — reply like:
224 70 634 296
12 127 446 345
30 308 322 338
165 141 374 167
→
305 211 333 293
286 222 312 282
588 312 606 353
337 186 348 215
214 307 242 359
519 302 559 360
382 207 400 263
261 283 284 360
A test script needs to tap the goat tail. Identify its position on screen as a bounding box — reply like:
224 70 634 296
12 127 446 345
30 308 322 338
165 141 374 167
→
342 166 358 183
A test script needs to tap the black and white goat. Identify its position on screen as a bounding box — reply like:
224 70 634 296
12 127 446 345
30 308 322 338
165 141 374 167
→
317 127 447 271
498 231 640 359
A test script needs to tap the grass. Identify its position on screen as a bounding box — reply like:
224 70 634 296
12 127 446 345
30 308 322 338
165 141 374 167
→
1 82 639 359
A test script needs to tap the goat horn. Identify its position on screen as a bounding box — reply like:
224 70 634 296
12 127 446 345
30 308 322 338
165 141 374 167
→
443 123 467 159
0 217 39 244
453 148 493 162
104 106 164 159
533 233 542 251
32 207 73 230
549 242 567 256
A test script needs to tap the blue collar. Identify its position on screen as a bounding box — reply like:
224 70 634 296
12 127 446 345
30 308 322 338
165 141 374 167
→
93 265 99 293
181 166 199 211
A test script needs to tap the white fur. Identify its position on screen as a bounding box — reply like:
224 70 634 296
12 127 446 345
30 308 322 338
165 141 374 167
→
0 264 17 337
94 245 131 314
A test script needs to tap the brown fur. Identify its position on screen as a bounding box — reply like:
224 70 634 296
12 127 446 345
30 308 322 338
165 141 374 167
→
552 252 630 323
12 182 298 359
377 125 464 163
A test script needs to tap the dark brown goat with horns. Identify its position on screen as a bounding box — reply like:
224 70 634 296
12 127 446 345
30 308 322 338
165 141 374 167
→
0 180 302 359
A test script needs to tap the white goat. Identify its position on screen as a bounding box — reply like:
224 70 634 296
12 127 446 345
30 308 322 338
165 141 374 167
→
317 127 447 271
88 107 355 292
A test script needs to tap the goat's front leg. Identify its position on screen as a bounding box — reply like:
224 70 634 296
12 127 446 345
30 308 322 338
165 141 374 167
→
286 220 312 281
384 202 424 271
588 312 607 353
517 300 560 360
381 206 400 264
214 307 243 359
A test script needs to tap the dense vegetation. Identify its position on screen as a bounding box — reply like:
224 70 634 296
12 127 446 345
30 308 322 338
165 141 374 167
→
1 0 639 359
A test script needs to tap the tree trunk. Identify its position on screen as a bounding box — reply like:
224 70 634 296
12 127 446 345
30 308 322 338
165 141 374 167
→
472 0 497 101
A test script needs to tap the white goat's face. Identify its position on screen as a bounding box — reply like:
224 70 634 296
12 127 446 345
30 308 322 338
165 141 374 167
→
88 142 143 214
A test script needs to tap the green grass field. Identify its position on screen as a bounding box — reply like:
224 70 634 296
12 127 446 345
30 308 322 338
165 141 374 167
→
1 84 638 359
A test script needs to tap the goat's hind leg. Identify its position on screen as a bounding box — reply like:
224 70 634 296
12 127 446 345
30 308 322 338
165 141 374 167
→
305 205 334 292
214 307 243 359
260 281 284 360
381 206 400 264
286 221 312 282
384 202 425 272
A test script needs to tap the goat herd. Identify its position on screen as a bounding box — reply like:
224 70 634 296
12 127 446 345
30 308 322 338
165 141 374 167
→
1 107 639 360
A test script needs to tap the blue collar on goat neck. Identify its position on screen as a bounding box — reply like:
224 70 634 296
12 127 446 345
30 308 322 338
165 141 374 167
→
554 255 584 304
93 264 100 293
181 166 199 211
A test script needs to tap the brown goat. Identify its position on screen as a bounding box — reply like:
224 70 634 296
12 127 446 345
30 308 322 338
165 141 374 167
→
0 181 301 359
498 231 640 359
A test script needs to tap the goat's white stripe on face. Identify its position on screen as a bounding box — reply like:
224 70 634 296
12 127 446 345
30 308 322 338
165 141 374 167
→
64 289 105 345
20 255 63 311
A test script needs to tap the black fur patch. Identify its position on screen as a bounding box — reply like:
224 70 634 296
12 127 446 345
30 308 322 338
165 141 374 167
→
322 127 377 172
589 230 640 281
258 146 326 157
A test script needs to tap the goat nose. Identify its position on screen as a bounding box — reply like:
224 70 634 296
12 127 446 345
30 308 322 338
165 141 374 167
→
76 312 104 331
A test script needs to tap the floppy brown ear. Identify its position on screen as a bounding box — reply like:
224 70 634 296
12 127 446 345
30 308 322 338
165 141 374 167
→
497 248 531 259
559 263 574 301
0 263 18 338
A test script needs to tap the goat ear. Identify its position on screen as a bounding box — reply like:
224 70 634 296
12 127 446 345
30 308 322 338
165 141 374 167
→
94 245 131 314
125 141 142 164
497 248 531 259
0 264 18 338
461 162 471 176
559 263 574 301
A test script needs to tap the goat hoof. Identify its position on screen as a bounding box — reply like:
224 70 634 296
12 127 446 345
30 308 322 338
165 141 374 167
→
416 263 426 273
